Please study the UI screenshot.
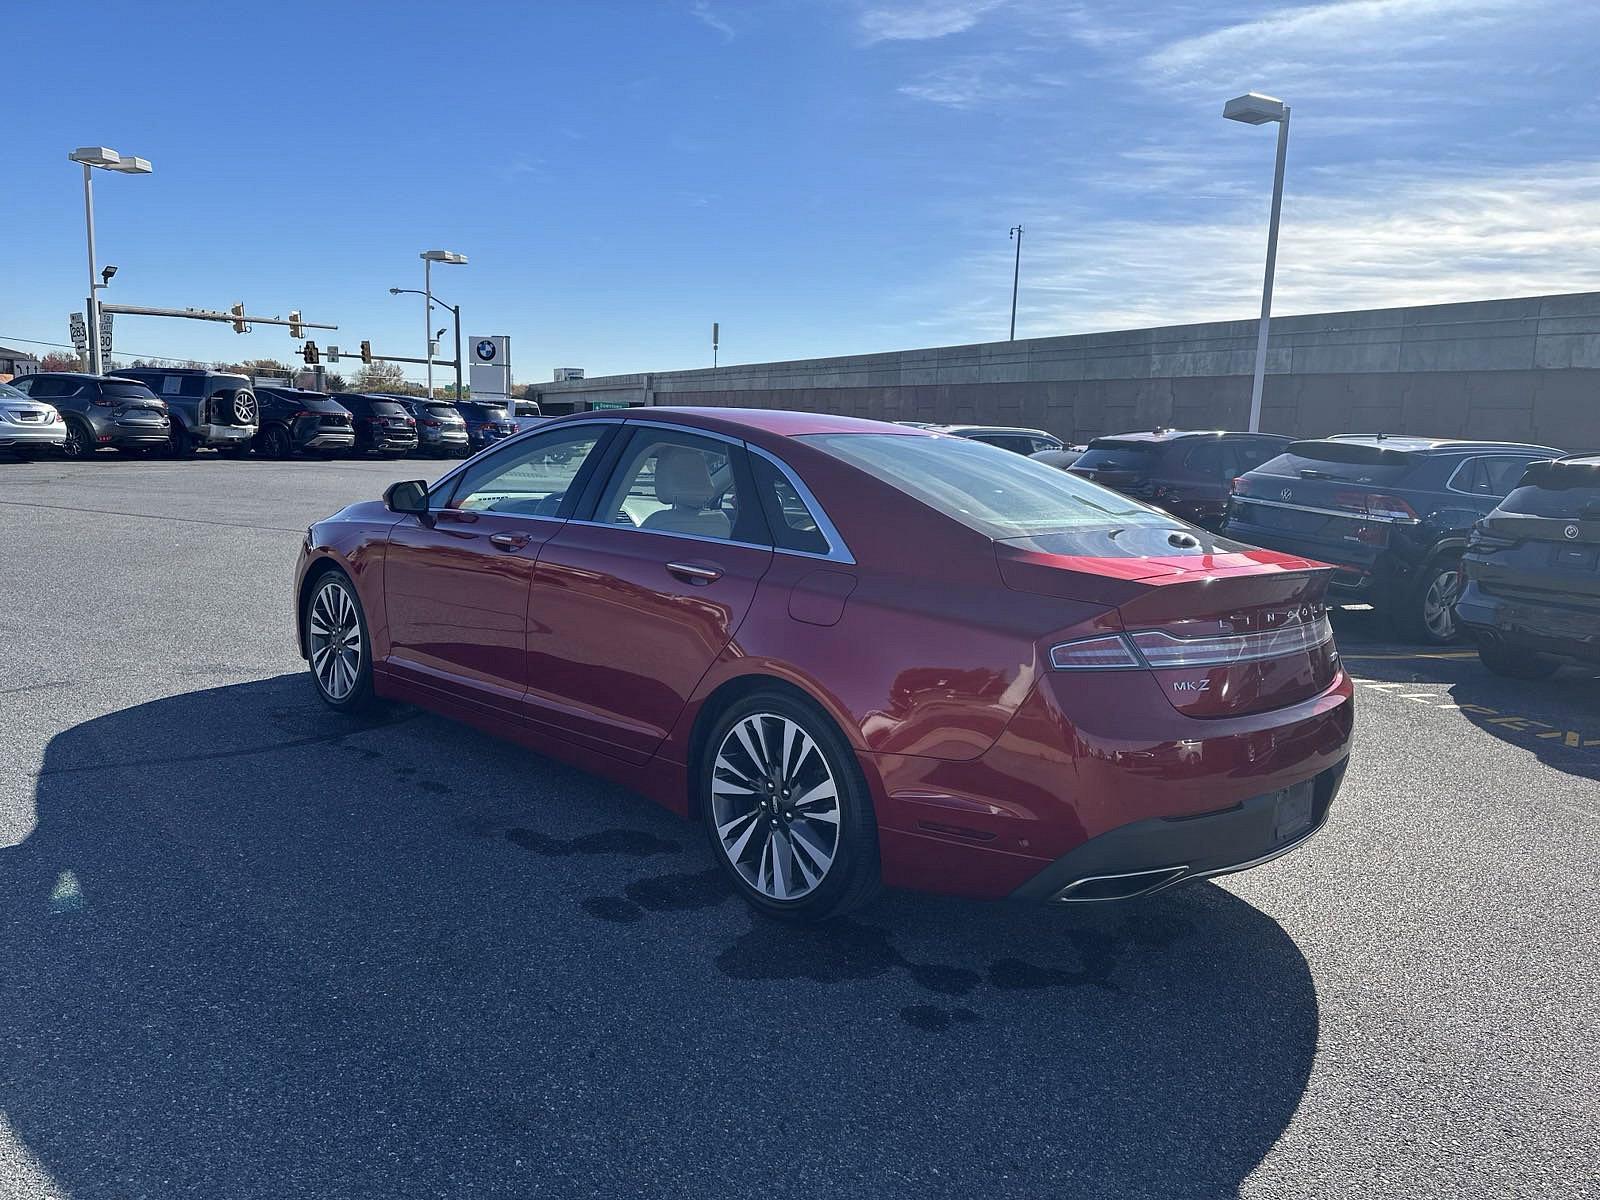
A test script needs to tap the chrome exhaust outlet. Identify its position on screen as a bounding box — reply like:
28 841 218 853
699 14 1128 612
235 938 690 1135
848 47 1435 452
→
1051 864 1189 903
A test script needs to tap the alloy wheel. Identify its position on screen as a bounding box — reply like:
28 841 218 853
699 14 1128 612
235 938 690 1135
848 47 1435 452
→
1423 566 1461 640
710 713 841 901
62 422 89 458
308 578 363 701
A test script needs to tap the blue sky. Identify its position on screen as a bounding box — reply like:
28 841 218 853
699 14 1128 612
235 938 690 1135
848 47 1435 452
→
3 0 1598 383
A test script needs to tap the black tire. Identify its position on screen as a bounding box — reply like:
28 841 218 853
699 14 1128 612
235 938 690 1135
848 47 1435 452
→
61 419 95 459
263 424 294 460
303 568 378 713
1477 639 1560 680
167 424 196 459
700 689 880 921
1390 555 1463 645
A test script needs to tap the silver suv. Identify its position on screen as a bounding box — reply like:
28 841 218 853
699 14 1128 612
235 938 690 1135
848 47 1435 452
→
110 367 258 456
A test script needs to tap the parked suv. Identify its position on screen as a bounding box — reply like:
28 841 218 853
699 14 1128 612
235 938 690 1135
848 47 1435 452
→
111 367 258 455
455 400 518 453
1458 453 1600 677
1226 436 1561 643
1071 430 1292 530
386 396 469 457
338 393 419 457
251 387 355 458
8 372 170 458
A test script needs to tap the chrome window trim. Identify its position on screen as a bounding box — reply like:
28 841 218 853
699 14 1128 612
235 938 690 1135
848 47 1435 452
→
1444 454 1540 498
1229 494 1420 526
745 444 856 565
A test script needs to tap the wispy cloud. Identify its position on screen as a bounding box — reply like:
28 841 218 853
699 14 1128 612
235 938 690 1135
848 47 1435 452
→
858 1 1004 43
896 51 1065 107
690 0 735 41
927 162 1600 338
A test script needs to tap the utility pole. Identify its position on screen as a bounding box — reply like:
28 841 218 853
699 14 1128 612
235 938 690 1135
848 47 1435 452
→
712 321 719 369
1008 225 1024 342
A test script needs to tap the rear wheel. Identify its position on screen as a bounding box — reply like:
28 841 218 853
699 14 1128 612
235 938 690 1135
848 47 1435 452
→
1477 639 1560 680
61 419 94 459
167 424 196 459
701 691 879 921
305 569 377 712
263 424 294 459
1392 556 1463 644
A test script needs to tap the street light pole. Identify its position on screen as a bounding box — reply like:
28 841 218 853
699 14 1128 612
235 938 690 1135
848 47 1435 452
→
1008 224 1023 342
81 163 101 374
419 250 467 399
390 286 464 398
1224 93 1291 434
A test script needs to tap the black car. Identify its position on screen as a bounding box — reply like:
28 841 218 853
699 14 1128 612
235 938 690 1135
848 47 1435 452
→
7 372 170 458
455 401 517 453
1029 446 1085 471
1227 435 1561 643
252 387 355 458
1070 429 1292 530
1458 453 1600 677
338 393 418 457
109 367 259 455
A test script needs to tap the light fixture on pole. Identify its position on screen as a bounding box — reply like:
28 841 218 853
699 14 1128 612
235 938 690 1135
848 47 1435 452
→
1008 224 1024 342
420 249 467 398
1223 92 1290 434
69 146 153 374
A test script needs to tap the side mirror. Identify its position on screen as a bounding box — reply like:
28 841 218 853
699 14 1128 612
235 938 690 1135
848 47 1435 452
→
384 479 433 525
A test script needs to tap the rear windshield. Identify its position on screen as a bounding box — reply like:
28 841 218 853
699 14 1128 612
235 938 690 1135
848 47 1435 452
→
420 403 460 419
1250 442 1417 486
368 400 408 418
100 381 161 401
460 403 508 419
801 432 1172 539
1500 460 1600 516
0 382 25 400
1073 442 1161 473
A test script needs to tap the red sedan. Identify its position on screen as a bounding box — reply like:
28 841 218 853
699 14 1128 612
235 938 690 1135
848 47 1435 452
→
294 408 1354 920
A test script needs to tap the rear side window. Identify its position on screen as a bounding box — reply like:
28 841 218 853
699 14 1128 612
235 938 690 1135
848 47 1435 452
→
1183 442 1229 479
1233 440 1285 472
750 453 830 555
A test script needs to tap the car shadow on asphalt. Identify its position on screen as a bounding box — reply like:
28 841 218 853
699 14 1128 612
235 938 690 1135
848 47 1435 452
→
2 674 1319 1199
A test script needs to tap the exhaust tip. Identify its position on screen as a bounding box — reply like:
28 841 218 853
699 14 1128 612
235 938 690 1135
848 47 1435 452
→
1052 865 1189 903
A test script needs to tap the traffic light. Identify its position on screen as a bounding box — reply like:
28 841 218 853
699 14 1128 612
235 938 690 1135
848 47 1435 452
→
288 310 303 339
230 302 247 334
360 340 372 364
302 341 320 366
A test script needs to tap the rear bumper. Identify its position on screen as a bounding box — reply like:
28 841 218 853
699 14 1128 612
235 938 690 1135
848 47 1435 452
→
196 423 255 446
302 431 356 451
1009 763 1344 901
1225 521 1388 597
869 668 1356 900
1458 581 1600 664
0 426 67 446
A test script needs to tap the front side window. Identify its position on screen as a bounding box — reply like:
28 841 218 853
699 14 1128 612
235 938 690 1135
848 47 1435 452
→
598 430 760 543
446 426 606 516
804 432 1171 540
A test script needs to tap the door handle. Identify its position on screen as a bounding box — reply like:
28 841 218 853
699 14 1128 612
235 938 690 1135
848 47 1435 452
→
667 560 723 584
489 531 532 551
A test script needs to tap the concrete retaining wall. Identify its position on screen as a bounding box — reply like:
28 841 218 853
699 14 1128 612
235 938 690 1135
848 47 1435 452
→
532 293 1600 449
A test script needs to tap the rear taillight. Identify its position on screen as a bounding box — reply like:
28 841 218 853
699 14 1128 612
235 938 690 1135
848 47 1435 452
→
92 396 118 407
1052 614 1333 671
1230 476 1248 494
421 418 442 428
1333 490 1419 522
295 410 316 419
1049 635 1143 670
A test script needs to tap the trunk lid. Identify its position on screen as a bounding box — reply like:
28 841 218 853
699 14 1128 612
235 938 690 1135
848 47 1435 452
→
1469 457 1600 606
998 527 1340 718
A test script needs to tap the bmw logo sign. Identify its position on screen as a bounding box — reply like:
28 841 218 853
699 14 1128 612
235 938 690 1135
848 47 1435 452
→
475 339 498 362
1565 524 1581 540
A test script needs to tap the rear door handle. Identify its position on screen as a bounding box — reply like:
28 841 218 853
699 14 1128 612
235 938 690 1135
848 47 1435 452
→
667 560 723 584
489 531 532 551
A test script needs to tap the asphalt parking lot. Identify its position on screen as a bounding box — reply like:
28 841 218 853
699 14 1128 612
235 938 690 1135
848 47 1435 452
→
2 455 1596 1200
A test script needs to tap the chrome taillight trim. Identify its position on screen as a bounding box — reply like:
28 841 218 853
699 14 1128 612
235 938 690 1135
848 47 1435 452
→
1051 615 1334 672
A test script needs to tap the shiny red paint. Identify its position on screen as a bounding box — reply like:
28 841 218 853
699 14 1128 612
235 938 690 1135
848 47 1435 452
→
295 407 1354 901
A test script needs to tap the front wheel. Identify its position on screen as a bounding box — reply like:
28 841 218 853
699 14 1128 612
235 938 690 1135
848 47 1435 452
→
263 425 294 460
701 692 879 921
305 569 377 712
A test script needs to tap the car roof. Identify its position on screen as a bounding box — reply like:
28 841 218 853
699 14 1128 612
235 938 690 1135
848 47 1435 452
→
584 406 926 438
1316 434 1563 454
1091 429 1289 445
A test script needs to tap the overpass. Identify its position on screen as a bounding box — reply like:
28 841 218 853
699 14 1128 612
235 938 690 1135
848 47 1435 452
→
530 292 1600 449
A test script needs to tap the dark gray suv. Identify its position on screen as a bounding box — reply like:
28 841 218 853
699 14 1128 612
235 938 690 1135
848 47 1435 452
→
110 367 258 456
8 372 170 458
